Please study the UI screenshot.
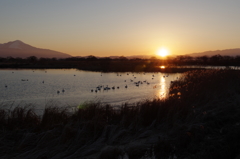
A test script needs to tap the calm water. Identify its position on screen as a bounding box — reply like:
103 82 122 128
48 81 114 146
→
0 69 181 110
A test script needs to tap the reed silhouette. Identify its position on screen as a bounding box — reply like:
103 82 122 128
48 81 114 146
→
0 69 240 158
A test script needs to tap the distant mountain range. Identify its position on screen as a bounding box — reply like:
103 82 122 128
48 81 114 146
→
184 49 240 57
107 49 240 59
1 40 240 59
0 40 71 58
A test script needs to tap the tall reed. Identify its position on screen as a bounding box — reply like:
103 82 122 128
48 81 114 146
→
0 69 240 158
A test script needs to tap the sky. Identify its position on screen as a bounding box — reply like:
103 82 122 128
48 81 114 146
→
1 0 240 57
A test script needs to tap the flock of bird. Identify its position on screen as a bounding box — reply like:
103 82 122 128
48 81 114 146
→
91 85 124 93
90 72 171 93
3 70 66 95
3 71 173 95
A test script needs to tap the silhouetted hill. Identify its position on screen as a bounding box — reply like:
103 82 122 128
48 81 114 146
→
185 48 240 57
0 40 71 58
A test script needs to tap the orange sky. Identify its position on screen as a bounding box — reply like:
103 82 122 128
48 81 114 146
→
1 1 240 57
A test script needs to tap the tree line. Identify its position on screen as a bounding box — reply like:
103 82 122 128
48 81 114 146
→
0 54 240 71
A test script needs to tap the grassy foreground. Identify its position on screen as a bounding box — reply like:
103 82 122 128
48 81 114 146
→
1 69 240 158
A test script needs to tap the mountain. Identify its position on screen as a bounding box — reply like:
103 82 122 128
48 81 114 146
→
0 40 71 58
185 48 240 57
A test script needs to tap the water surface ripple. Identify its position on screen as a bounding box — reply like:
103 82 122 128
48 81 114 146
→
0 69 181 109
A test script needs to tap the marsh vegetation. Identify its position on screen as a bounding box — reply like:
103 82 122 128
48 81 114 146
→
1 54 240 72
0 69 240 158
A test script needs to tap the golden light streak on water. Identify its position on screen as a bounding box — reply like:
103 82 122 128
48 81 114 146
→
158 76 167 99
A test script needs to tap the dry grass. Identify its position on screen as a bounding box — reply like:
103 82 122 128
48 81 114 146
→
0 69 240 158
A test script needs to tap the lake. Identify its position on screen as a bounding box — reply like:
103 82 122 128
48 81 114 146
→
0 69 181 110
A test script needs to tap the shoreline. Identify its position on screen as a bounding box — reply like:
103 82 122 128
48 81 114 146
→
0 64 207 73
1 69 240 158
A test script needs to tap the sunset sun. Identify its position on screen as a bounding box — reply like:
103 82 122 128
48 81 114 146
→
157 48 169 57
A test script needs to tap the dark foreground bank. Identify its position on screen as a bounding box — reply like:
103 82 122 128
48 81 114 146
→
1 69 240 159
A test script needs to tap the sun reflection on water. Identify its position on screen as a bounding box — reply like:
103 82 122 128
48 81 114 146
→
158 76 167 99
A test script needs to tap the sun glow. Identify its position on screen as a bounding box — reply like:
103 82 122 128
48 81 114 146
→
157 48 169 57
